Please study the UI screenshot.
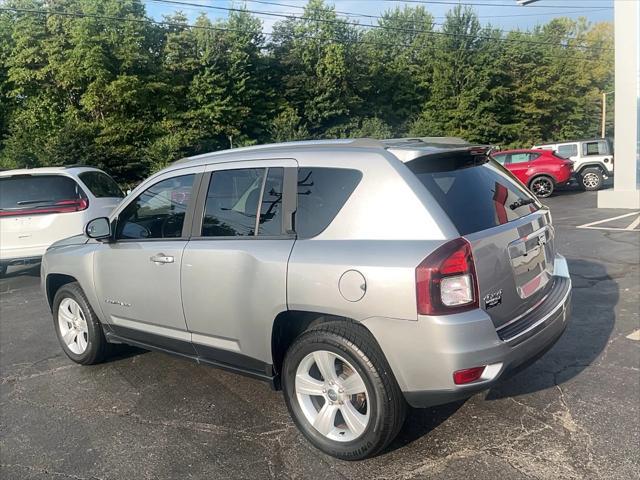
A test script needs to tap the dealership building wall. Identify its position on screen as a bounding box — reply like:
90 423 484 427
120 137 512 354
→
597 0 640 209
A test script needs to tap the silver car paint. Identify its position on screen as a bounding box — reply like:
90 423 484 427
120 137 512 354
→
42 139 571 405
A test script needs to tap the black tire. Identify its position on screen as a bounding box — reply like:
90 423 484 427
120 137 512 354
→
282 321 406 460
579 167 603 191
528 175 555 198
52 282 110 365
0 264 7 277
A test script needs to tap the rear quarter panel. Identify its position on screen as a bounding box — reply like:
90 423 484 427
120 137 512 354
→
288 240 447 322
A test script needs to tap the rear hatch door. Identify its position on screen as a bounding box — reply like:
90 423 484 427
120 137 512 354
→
0 174 87 255
406 149 556 328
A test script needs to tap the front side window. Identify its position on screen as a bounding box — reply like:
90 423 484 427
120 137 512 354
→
557 144 578 158
296 167 362 238
116 174 194 240
78 171 124 198
201 168 265 237
492 153 507 165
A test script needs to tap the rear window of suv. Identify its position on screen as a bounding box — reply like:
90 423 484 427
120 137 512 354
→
296 167 362 238
78 171 123 198
0 175 84 212
408 154 540 236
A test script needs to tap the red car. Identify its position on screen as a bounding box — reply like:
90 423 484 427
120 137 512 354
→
492 149 574 198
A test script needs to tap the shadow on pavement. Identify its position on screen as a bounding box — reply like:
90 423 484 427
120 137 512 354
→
486 259 617 399
392 401 465 450
0 263 41 279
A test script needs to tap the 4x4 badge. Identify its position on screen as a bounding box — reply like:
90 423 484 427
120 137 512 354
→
484 290 503 309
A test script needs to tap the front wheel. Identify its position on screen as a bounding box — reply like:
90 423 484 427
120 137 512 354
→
53 282 110 365
580 167 604 191
529 175 555 198
282 322 406 460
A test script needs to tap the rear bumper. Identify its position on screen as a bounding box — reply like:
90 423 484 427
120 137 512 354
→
363 254 571 408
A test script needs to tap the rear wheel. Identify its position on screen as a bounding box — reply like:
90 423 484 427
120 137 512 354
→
580 167 603 191
282 322 406 460
529 175 555 198
0 264 6 277
53 282 110 365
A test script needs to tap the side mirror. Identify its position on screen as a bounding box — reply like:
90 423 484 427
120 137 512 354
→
85 217 112 240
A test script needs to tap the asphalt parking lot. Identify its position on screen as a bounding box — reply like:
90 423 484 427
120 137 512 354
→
1 189 639 480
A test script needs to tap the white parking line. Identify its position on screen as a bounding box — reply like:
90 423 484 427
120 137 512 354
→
577 212 640 231
626 215 640 231
626 330 640 341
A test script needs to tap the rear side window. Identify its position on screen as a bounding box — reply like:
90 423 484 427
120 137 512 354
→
296 168 362 238
583 141 608 156
0 175 83 212
556 144 578 158
258 168 284 236
509 153 530 164
408 155 540 236
201 168 265 237
78 171 123 198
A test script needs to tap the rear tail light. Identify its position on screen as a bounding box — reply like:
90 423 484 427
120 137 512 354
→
453 366 486 385
0 198 88 217
416 237 479 315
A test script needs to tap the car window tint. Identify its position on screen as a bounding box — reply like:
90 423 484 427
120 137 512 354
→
557 144 578 158
528 153 541 161
202 168 265 237
409 157 540 236
78 171 124 198
510 153 530 164
258 168 284 236
296 168 362 238
116 174 194 240
0 175 83 211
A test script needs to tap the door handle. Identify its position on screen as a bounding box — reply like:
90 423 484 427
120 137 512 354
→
150 253 174 264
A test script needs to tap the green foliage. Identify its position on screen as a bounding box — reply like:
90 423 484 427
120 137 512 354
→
0 0 614 182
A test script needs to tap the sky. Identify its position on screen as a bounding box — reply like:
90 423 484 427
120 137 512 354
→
142 0 614 33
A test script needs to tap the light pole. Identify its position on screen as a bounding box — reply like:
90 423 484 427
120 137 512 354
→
601 91 614 139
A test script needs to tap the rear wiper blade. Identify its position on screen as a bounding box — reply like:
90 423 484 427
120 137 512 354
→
16 199 54 205
509 197 536 210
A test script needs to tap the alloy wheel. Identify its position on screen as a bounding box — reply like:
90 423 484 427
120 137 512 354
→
582 172 600 189
58 298 89 355
295 350 370 442
531 177 553 197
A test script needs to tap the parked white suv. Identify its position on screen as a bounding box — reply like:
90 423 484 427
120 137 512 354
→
0 167 123 275
531 138 614 191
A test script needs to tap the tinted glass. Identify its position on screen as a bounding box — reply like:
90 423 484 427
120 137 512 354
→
78 171 124 198
296 168 362 238
409 156 540 236
0 175 82 211
202 168 265 237
116 174 194 240
557 144 578 158
258 168 284 236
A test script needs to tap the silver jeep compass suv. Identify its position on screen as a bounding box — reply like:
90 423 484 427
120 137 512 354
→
41 138 571 460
